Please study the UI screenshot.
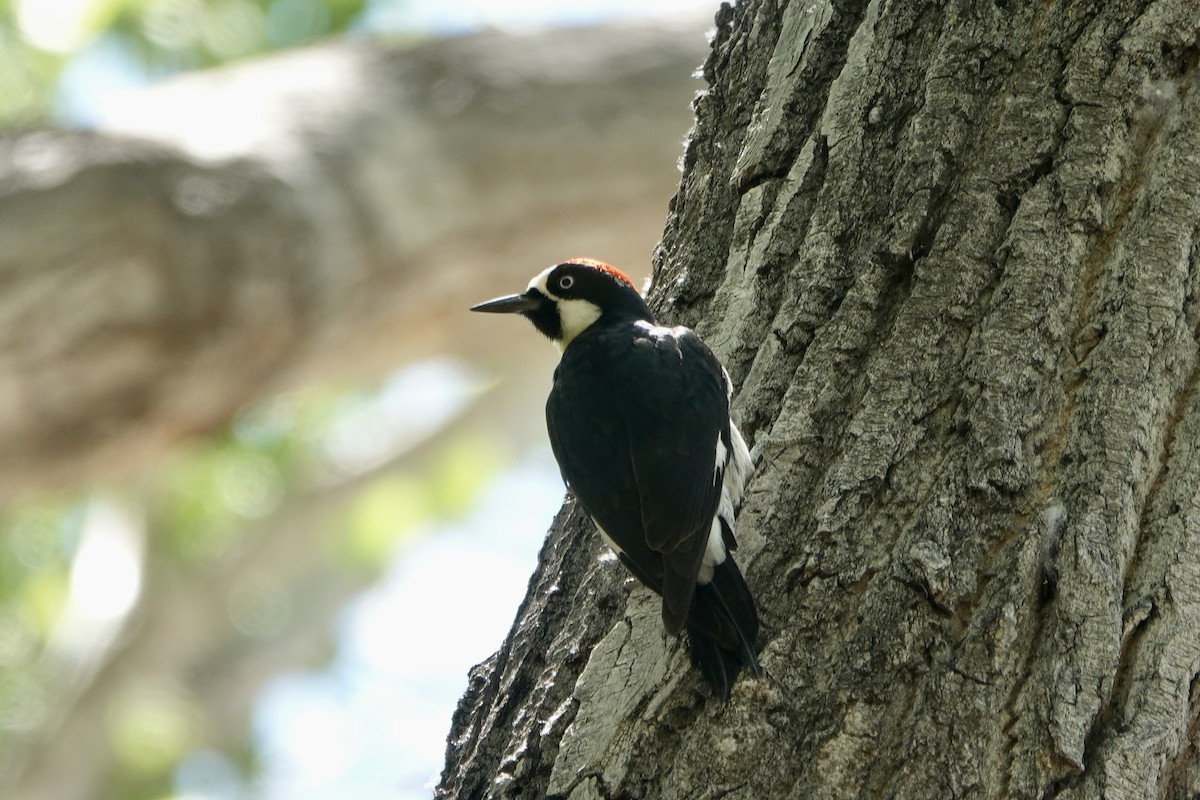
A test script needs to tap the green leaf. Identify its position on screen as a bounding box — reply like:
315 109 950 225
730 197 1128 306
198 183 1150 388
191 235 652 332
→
338 475 430 570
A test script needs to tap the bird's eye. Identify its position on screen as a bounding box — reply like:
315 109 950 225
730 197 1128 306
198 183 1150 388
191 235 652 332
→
558 275 575 290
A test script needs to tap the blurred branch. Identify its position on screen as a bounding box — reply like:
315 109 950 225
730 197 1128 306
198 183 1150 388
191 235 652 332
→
0 15 709 499
4 374 520 800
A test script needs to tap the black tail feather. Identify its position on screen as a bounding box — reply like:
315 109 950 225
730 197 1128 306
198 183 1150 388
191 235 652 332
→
684 555 759 700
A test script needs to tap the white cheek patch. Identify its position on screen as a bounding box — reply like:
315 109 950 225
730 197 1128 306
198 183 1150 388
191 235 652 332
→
556 298 602 349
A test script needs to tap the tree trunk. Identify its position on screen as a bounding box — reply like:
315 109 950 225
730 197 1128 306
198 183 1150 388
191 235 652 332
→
438 1 1200 798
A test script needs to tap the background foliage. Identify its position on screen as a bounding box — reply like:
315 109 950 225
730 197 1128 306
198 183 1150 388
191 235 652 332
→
0 0 366 125
0 4 530 797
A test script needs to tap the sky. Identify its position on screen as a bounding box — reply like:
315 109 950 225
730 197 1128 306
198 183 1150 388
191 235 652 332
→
252 453 564 799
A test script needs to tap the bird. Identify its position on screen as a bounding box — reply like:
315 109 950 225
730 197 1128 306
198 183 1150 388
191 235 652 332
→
471 258 760 699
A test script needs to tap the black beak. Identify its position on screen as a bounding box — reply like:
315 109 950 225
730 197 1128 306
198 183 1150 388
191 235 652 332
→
470 292 542 314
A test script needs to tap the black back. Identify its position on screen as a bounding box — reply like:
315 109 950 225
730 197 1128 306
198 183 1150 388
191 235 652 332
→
546 317 729 634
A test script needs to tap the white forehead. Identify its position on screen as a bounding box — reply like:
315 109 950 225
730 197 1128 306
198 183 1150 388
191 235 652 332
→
528 265 557 296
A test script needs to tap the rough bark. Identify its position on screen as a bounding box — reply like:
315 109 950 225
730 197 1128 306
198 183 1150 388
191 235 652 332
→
0 17 708 500
439 1 1200 798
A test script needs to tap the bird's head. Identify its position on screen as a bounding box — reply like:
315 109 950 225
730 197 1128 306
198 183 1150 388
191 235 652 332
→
471 259 653 350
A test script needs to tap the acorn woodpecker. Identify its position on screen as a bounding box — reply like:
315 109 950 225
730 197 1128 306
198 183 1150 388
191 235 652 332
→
471 258 760 699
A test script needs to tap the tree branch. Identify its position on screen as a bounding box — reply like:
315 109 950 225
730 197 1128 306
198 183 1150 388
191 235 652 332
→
0 16 710 498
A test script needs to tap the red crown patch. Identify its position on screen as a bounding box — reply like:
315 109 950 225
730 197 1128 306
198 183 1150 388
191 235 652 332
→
566 258 638 291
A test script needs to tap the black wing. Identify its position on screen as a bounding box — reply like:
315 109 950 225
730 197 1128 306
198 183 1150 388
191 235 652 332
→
546 332 654 586
546 322 728 634
622 327 727 632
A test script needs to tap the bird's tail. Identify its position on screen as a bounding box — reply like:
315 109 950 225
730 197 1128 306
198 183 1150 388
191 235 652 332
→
685 554 760 700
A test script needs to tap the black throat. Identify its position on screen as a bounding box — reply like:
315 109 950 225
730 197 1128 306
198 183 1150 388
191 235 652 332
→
523 289 563 341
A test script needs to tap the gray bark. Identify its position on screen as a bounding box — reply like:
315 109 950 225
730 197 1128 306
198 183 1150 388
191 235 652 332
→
439 1 1200 798
0 17 708 500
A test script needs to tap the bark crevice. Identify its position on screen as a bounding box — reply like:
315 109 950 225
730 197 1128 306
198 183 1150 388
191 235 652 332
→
441 2 1200 797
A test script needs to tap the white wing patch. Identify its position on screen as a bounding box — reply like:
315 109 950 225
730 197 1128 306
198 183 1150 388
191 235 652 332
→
698 516 726 584
699 421 753 584
723 422 753 510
